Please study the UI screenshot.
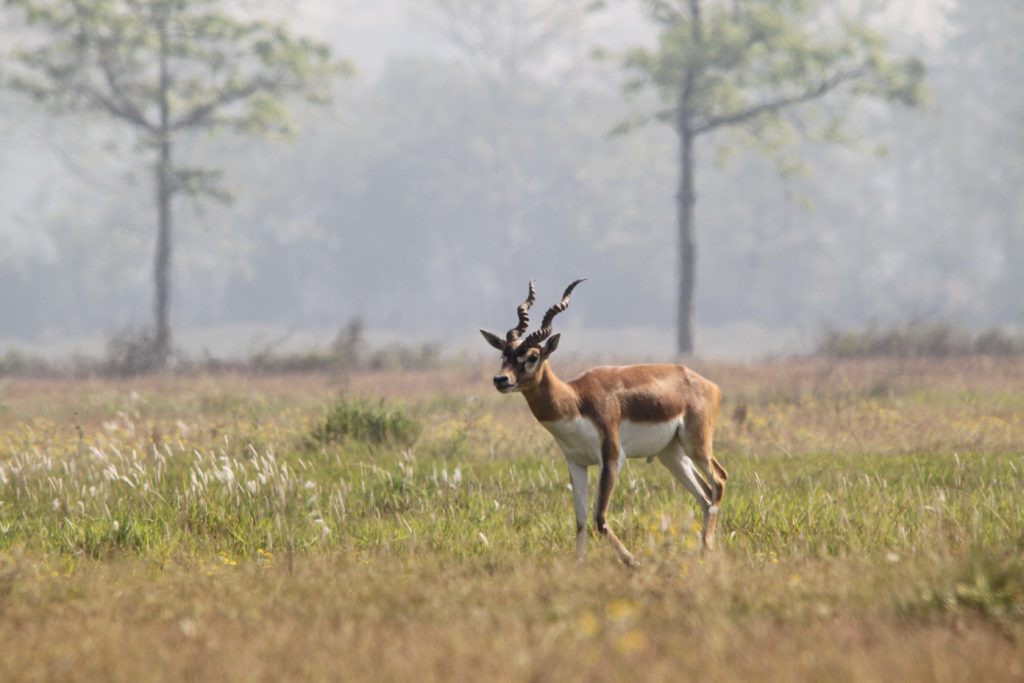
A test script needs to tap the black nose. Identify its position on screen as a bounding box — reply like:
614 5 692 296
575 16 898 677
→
493 375 511 388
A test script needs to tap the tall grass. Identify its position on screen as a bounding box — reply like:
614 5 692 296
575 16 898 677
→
2 381 1022 568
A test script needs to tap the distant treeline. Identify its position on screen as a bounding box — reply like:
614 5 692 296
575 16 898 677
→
0 319 442 378
816 323 1024 359
3 320 1024 379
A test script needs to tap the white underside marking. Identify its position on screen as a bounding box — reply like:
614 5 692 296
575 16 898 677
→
542 417 684 467
620 419 684 459
543 418 602 466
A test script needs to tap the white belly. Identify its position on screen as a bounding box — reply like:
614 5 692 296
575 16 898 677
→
541 417 683 467
543 417 602 466
620 418 684 458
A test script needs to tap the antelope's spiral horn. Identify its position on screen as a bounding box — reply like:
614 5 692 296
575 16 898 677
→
523 278 586 347
506 280 537 342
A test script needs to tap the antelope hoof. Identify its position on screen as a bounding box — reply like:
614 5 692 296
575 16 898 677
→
621 553 641 569
701 536 715 554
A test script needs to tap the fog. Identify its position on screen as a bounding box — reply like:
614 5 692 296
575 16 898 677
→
1 0 1019 361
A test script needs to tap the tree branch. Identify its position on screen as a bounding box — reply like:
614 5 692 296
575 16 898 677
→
66 0 156 132
693 67 865 135
169 76 277 131
96 47 156 132
78 82 156 131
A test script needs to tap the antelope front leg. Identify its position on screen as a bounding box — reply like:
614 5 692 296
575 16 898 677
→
595 436 639 568
567 462 589 561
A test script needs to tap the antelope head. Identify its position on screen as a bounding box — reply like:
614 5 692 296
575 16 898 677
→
480 279 585 393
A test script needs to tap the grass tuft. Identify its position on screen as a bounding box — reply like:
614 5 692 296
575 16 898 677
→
311 396 422 447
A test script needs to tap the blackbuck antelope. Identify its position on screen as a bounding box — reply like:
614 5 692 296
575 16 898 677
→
481 279 727 566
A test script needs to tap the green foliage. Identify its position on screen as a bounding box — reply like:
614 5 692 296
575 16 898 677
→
906 551 1024 622
4 0 345 143
312 397 422 447
622 0 925 171
945 553 1024 620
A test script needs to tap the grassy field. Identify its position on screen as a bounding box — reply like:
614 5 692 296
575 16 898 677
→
2 357 1024 681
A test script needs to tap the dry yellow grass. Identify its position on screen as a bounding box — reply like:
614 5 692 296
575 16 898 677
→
1 555 1022 682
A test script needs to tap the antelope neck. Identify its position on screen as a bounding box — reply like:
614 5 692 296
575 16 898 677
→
522 362 580 423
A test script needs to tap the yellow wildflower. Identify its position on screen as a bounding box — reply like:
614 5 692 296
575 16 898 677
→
615 629 649 654
577 610 600 637
606 598 637 622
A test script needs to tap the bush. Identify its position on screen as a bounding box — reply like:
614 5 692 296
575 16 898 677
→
912 552 1024 622
248 318 441 374
249 349 336 374
312 397 422 447
816 322 1024 359
974 328 1024 356
330 317 367 369
949 553 1024 619
368 342 441 372
0 350 55 378
105 328 163 376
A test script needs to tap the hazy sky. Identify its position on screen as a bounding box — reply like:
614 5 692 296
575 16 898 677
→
271 0 953 74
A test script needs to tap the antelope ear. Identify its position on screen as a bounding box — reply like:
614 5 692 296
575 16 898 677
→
480 329 506 350
542 333 561 357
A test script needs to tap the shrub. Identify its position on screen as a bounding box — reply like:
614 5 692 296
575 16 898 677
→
949 553 1024 619
368 342 442 372
105 328 163 376
312 397 422 447
330 317 367 369
912 552 1024 622
0 350 55 378
248 318 441 374
249 349 336 374
974 328 1024 356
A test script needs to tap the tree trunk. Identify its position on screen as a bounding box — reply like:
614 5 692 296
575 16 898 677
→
153 16 172 366
674 0 702 357
676 122 696 356
153 137 172 364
